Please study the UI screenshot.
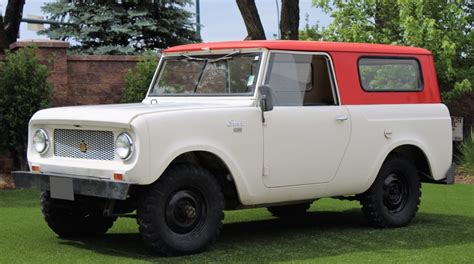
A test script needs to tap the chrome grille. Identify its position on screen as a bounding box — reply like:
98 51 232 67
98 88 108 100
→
54 129 115 160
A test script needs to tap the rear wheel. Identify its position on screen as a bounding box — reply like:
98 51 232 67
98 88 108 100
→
40 191 116 238
359 156 421 228
137 164 225 256
267 202 311 218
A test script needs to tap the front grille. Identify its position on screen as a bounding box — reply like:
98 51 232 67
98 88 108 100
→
54 129 115 160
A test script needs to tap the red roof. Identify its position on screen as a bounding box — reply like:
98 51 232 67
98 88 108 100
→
164 40 432 55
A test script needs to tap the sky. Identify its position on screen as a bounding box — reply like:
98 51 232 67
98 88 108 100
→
0 0 332 42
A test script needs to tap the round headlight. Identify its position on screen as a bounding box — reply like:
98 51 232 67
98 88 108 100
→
33 129 49 154
116 133 133 160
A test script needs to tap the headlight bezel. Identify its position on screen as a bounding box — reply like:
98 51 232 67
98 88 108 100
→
33 128 50 154
115 132 134 160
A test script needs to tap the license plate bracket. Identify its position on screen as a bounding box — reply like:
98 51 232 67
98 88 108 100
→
50 176 74 201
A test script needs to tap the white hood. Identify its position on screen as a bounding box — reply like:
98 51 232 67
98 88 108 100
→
31 100 254 128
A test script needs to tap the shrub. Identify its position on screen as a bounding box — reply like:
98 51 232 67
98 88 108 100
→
441 79 472 104
122 52 159 103
0 47 52 170
460 137 474 176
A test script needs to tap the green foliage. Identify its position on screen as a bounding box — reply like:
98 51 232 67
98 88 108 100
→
461 137 474 176
299 14 323 41
0 47 52 169
40 0 199 55
309 0 474 102
122 52 159 103
441 79 473 104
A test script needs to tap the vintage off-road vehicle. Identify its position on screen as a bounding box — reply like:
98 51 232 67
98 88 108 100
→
13 41 454 256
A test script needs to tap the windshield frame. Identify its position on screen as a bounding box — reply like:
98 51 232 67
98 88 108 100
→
145 49 267 99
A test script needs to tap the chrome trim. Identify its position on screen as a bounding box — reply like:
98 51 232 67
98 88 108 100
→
34 128 50 154
115 132 134 160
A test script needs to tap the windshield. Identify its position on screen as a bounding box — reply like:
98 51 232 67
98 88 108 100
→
149 52 262 96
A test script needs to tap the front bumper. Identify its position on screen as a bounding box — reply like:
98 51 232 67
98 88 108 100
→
12 171 130 200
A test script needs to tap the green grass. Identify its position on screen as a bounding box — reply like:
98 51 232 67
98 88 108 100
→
1 184 473 263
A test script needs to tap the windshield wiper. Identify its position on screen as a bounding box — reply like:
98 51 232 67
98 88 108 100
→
180 50 241 62
193 60 208 93
210 50 241 62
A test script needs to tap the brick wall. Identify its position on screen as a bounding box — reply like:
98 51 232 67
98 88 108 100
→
10 40 144 106
67 55 139 105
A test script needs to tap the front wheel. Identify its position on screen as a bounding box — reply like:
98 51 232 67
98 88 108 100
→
137 164 225 256
41 191 117 238
359 156 421 228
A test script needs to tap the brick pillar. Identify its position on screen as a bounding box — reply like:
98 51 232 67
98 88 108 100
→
9 40 71 106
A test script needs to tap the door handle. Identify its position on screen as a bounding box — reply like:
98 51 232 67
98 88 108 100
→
335 115 349 121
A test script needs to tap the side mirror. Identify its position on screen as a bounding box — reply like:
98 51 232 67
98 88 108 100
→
259 85 274 112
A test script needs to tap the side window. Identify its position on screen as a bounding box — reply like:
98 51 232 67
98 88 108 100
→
264 53 336 106
358 57 423 91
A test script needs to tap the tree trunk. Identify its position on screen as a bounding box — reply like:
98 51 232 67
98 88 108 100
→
0 16 8 51
236 0 266 40
280 0 300 40
0 0 25 51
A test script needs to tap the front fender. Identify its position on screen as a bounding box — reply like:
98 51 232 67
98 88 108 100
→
140 108 263 205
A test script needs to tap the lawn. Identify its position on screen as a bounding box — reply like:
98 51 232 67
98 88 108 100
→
0 184 473 263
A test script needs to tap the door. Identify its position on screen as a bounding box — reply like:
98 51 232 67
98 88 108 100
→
262 52 351 187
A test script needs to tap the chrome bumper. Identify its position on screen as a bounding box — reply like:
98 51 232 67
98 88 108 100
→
11 171 130 200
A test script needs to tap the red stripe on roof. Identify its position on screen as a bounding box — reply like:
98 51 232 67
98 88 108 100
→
164 40 432 55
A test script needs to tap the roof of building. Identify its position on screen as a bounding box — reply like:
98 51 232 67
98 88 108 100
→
164 40 432 55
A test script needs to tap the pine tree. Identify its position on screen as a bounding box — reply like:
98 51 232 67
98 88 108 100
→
40 0 199 54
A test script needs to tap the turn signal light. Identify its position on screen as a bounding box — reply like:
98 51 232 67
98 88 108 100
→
113 173 123 181
31 165 41 172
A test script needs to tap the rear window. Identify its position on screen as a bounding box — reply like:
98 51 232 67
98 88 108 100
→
358 57 423 92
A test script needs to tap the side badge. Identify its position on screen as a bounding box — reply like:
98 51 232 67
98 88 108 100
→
227 120 243 133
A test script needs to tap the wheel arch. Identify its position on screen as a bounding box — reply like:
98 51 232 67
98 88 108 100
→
154 149 244 210
383 144 433 182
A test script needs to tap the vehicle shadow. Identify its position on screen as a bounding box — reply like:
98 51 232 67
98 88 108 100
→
59 209 474 263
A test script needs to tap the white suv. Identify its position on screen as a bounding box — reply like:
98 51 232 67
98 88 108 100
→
13 41 454 256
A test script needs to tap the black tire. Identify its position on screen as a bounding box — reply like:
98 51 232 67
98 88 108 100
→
137 164 225 256
267 202 311 218
40 191 117 238
359 156 421 228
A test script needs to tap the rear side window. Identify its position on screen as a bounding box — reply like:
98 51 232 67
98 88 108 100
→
358 57 423 92
264 53 337 106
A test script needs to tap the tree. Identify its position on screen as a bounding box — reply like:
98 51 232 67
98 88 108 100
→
309 0 473 102
236 0 300 40
299 13 322 41
40 0 199 55
0 0 25 51
122 52 158 103
236 0 266 40
280 0 300 40
0 47 52 170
